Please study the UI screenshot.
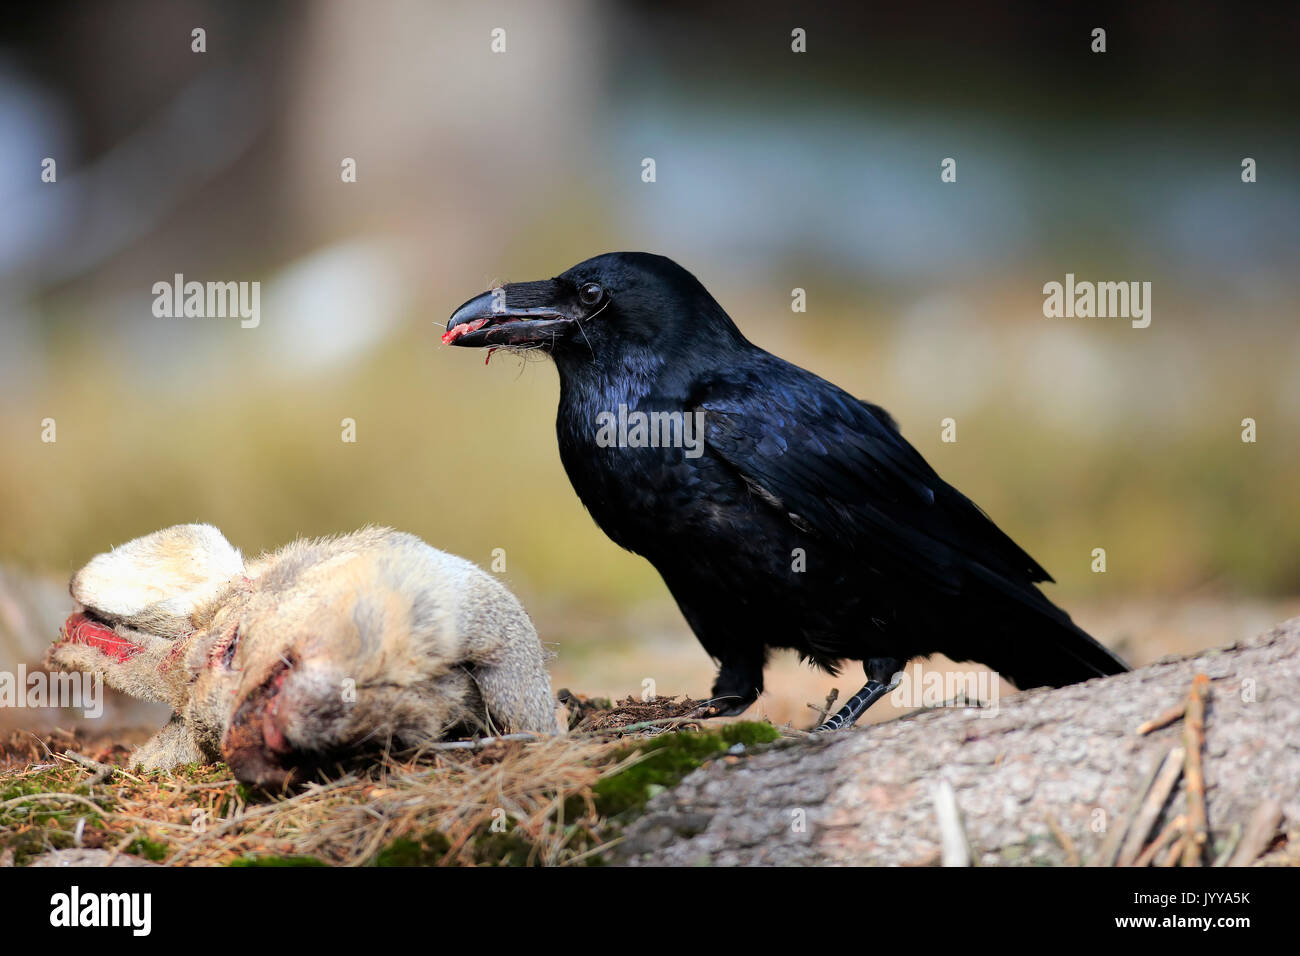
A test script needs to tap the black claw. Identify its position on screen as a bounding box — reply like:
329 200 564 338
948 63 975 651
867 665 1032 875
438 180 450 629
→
700 696 752 718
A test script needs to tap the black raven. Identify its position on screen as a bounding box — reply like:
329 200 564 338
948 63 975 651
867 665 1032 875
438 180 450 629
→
444 252 1128 729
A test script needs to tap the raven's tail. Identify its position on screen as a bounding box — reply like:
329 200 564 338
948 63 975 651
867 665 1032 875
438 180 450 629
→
996 609 1129 689
963 566 1129 689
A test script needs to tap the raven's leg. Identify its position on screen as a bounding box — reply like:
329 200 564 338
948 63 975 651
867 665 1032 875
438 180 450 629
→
815 657 904 732
703 653 765 717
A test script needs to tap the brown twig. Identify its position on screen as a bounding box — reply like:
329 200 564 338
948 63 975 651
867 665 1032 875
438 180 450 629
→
60 749 117 786
1136 701 1187 736
421 733 545 752
1158 835 1185 867
57 749 142 784
1046 814 1080 866
1227 798 1283 867
0 790 107 815
1116 746 1185 867
1091 750 1166 866
104 829 139 867
1132 814 1185 868
577 715 705 737
807 688 839 725
1181 674 1210 866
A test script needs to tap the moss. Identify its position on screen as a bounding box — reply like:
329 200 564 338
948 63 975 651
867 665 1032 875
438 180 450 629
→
234 782 278 804
588 721 779 819
472 830 537 867
373 838 426 866
373 830 453 866
127 838 169 862
1 780 110 829
374 828 536 867
720 721 781 747
0 768 113 864
229 854 327 867
171 763 229 784
0 768 73 803
6 831 66 866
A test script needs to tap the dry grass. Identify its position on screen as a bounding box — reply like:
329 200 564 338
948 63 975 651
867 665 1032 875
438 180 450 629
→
0 697 774 868
0 732 622 867
0 733 629 868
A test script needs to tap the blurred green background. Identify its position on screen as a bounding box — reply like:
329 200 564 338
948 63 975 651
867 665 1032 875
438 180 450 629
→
1 2 1297 725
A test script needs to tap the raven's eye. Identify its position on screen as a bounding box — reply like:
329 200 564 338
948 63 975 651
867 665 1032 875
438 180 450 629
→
578 282 603 306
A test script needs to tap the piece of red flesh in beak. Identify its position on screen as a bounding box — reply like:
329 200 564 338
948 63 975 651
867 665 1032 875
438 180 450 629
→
441 317 488 345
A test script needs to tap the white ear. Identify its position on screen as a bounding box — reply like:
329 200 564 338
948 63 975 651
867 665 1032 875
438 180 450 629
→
71 524 245 629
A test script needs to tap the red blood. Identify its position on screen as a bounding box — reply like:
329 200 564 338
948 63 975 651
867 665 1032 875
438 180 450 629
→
262 694 289 754
164 638 190 672
247 666 292 753
441 317 488 345
60 613 142 663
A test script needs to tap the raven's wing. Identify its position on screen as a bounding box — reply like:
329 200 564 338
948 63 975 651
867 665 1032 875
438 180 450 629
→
696 359 1052 598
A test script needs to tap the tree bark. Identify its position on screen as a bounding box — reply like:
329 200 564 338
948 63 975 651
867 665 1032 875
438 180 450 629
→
614 617 1300 866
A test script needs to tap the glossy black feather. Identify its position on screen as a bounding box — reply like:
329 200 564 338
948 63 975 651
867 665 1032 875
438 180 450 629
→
468 252 1128 709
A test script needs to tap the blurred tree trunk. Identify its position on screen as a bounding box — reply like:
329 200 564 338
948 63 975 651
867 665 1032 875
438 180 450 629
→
613 619 1300 866
0 566 170 732
0 566 68 663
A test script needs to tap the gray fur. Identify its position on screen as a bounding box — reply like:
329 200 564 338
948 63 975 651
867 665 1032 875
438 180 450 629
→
48 524 559 785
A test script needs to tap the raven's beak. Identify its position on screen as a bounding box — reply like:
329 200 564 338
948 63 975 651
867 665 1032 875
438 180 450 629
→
443 280 575 348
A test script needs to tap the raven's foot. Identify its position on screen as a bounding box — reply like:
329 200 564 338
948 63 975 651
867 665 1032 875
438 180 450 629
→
693 696 753 719
814 678 897 732
700 666 759 718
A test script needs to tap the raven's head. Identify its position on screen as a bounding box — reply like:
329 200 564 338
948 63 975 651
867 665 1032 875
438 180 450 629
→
443 252 747 370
